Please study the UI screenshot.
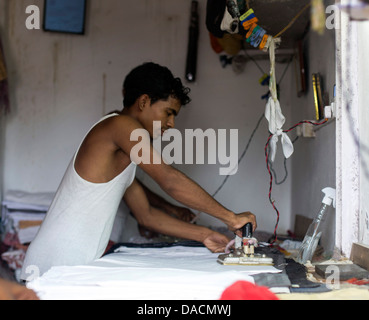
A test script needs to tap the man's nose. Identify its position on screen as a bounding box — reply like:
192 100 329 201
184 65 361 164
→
167 116 175 129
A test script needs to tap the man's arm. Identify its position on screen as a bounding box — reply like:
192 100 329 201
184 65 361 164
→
136 179 196 223
112 116 257 233
139 162 256 234
123 180 231 253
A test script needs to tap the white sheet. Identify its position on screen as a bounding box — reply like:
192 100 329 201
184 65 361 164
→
27 246 282 300
4 190 54 208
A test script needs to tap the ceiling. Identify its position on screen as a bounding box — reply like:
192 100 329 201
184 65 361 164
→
245 0 311 49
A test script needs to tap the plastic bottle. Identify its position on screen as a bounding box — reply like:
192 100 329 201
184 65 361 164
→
297 188 336 264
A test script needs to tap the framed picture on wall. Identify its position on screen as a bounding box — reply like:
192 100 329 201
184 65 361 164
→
43 0 87 35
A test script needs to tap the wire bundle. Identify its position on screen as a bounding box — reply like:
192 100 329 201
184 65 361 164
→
265 119 328 243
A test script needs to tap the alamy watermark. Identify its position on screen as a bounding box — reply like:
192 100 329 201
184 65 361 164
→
130 122 239 176
24 4 341 31
25 5 40 30
326 5 340 30
325 265 341 290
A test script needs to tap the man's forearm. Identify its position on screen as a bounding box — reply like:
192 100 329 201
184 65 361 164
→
136 179 174 212
159 167 236 227
140 206 212 243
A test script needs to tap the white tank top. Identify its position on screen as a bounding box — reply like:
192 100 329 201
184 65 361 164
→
21 114 137 280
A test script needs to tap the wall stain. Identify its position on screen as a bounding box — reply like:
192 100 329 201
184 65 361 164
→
53 42 59 85
52 41 59 108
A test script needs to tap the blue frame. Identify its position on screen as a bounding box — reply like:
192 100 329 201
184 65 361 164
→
43 0 87 35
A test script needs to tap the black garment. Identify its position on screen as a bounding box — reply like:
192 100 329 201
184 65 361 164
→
206 0 227 38
104 240 205 256
285 258 331 293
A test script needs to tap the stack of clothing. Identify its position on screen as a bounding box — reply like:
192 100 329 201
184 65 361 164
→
1 191 54 280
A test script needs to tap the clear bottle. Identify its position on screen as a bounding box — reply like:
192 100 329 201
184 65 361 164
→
297 188 336 264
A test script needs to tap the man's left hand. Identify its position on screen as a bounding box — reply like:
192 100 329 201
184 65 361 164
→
203 231 231 253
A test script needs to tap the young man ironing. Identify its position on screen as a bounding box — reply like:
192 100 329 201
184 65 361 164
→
21 63 256 280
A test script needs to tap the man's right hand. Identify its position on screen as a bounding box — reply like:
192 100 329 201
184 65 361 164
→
228 212 257 237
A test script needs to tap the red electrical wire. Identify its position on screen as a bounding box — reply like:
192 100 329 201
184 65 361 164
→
265 119 329 244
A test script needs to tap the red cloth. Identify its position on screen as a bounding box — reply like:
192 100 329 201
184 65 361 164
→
103 240 116 256
209 32 224 54
220 281 279 301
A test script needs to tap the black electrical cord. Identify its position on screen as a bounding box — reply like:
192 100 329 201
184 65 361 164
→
212 112 265 197
212 57 293 198
265 119 328 243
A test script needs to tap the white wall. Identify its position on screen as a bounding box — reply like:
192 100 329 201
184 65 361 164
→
291 1 369 257
335 5 369 257
358 21 369 246
289 10 337 254
0 0 294 235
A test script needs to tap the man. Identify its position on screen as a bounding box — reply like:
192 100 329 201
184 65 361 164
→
21 62 256 281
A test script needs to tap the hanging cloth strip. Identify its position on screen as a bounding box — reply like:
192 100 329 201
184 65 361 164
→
264 39 294 162
0 35 10 114
0 54 6 82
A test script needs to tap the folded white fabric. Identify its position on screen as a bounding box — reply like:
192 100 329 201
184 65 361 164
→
4 190 54 208
6 211 45 244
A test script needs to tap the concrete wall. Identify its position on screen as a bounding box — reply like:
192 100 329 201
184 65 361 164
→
358 21 369 246
335 5 369 257
0 0 293 234
289 11 337 254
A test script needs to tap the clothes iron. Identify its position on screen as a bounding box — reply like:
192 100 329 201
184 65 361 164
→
218 223 274 266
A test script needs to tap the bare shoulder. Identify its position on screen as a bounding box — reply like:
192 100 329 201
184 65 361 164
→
94 114 144 141
99 114 146 152
77 114 144 158
75 114 143 182
102 114 143 131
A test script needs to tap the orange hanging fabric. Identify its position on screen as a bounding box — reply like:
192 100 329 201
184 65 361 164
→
0 44 6 81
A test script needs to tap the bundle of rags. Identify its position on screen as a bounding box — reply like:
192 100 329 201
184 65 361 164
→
0 36 10 114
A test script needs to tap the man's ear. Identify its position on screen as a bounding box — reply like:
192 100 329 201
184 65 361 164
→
138 94 151 111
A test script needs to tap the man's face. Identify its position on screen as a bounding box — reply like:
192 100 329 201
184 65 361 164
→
141 96 181 139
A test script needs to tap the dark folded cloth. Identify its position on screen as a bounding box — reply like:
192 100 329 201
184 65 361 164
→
104 240 205 256
206 0 227 38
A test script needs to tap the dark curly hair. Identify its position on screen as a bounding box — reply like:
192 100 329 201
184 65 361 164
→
123 62 191 108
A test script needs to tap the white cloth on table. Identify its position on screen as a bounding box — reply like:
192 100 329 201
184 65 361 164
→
27 246 282 300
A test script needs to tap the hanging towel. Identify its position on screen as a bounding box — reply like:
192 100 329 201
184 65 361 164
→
264 40 294 162
265 97 294 162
